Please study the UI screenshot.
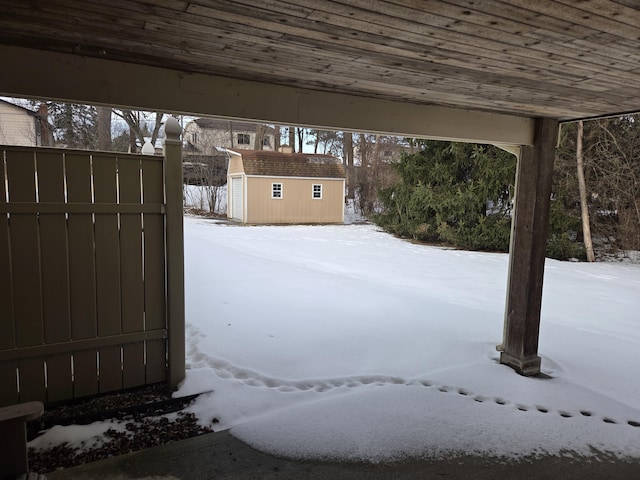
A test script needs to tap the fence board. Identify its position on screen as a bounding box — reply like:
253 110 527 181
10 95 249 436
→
8 215 42 346
145 339 166 384
119 158 144 334
6 151 43 347
142 158 164 203
37 151 71 344
6 150 35 202
123 343 145 388
66 153 97 340
18 357 46 402
93 155 121 337
73 351 98 397
0 206 14 350
144 215 166 331
98 346 122 393
46 353 73 402
118 156 142 203
0 361 18 405
142 158 166 333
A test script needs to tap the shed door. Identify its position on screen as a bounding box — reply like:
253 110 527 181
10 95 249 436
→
231 177 243 221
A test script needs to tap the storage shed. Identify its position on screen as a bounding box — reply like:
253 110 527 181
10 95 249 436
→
227 150 346 224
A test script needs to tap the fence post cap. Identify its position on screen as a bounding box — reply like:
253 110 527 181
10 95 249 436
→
164 116 182 140
141 140 155 155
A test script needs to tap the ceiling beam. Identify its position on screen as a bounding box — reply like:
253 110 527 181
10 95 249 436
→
0 45 535 145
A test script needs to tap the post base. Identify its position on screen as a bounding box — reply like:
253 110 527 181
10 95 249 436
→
499 351 541 376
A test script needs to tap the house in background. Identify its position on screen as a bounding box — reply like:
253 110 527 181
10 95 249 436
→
184 118 276 152
227 150 346 224
182 119 277 186
0 99 52 146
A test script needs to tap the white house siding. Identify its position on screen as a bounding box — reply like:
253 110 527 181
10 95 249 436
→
0 101 36 146
184 121 275 152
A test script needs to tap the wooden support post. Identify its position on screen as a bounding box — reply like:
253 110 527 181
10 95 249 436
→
163 117 185 388
500 118 559 376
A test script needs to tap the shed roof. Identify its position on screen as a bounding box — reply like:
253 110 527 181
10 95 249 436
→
237 150 346 179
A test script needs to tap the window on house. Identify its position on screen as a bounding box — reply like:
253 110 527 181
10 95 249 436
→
237 133 250 145
191 132 198 144
262 137 270 147
272 183 283 199
312 184 322 199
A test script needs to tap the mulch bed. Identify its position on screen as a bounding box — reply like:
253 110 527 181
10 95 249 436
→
27 384 216 474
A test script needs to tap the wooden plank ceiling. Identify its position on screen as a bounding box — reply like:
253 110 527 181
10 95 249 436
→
1 0 640 122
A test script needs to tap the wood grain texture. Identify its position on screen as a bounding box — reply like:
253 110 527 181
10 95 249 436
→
1 0 639 120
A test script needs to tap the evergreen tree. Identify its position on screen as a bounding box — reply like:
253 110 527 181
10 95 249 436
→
43 102 98 149
375 141 515 251
376 139 592 259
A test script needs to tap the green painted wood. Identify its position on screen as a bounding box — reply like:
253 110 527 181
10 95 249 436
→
6 150 42 348
65 153 97 340
93 155 122 337
98 346 123 393
122 343 145 388
37 151 71 344
18 357 46 402
45 354 73 403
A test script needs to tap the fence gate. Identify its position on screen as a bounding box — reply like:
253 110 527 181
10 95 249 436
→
0 140 183 407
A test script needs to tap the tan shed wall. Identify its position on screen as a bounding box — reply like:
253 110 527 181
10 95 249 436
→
227 154 244 175
246 176 344 224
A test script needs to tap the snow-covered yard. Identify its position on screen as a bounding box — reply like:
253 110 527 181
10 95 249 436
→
179 216 640 462
28 214 640 464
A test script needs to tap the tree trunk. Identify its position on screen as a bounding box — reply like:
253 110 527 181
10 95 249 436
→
297 128 304 153
577 120 596 262
149 112 164 146
313 131 320 154
344 132 354 199
97 107 112 151
369 135 381 213
254 124 266 150
359 133 370 213
288 127 296 152
274 125 281 151
228 121 235 148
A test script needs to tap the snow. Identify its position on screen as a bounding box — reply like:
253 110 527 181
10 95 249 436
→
28 421 126 452
27 214 640 462
180 216 640 462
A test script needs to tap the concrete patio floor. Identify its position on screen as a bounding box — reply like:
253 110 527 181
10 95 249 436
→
44 430 640 479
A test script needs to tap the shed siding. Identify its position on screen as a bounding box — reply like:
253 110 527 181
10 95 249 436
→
246 177 344 224
227 154 244 175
